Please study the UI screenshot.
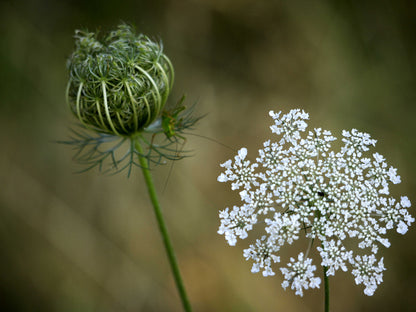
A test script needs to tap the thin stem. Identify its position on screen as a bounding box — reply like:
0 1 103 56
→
323 266 329 312
134 138 192 312
305 238 314 258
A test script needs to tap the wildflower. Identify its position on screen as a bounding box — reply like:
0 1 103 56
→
63 24 196 312
217 109 413 296
280 252 321 297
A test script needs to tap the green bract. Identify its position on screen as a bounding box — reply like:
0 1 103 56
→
66 24 174 136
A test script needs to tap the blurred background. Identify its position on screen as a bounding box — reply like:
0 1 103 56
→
1 0 415 311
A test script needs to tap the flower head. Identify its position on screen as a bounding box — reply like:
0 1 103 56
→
218 109 413 296
66 24 173 136
63 25 201 175
280 252 321 297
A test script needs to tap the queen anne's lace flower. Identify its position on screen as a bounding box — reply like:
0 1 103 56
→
243 236 281 277
280 252 321 297
217 109 413 296
351 255 385 296
218 205 257 246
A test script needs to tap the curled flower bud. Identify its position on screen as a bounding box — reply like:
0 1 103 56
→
62 24 201 175
66 24 174 136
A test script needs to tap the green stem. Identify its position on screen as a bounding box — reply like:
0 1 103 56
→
323 266 329 312
135 138 192 312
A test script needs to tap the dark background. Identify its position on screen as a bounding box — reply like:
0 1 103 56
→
0 0 415 311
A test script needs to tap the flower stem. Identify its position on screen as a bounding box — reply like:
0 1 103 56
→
135 139 192 312
323 266 329 312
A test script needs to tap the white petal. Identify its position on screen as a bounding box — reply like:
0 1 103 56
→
217 173 228 182
238 147 248 160
397 221 408 234
401 196 411 208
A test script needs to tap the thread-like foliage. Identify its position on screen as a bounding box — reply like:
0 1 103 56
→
61 100 201 176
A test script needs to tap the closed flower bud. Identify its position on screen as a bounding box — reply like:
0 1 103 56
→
66 24 174 136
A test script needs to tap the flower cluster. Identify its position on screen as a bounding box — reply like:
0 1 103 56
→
218 109 413 296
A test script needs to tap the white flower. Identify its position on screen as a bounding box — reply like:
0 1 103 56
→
243 236 280 277
218 205 257 246
280 253 321 297
401 196 411 208
238 147 248 160
351 255 385 296
218 148 258 190
217 172 228 182
318 240 353 276
388 167 401 184
217 109 412 296
396 221 408 234
266 213 301 246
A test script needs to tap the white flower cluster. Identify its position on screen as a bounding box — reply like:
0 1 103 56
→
217 109 413 296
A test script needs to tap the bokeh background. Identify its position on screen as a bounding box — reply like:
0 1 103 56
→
1 0 415 311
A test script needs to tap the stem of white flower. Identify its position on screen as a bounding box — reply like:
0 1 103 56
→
305 238 314 258
323 265 329 312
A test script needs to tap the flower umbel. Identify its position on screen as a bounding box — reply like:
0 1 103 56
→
217 109 413 296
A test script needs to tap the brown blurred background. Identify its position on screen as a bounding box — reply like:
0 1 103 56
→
0 0 415 311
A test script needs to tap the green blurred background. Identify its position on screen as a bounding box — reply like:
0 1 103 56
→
0 0 415 311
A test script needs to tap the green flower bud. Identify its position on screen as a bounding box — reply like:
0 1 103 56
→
66 24 174 136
